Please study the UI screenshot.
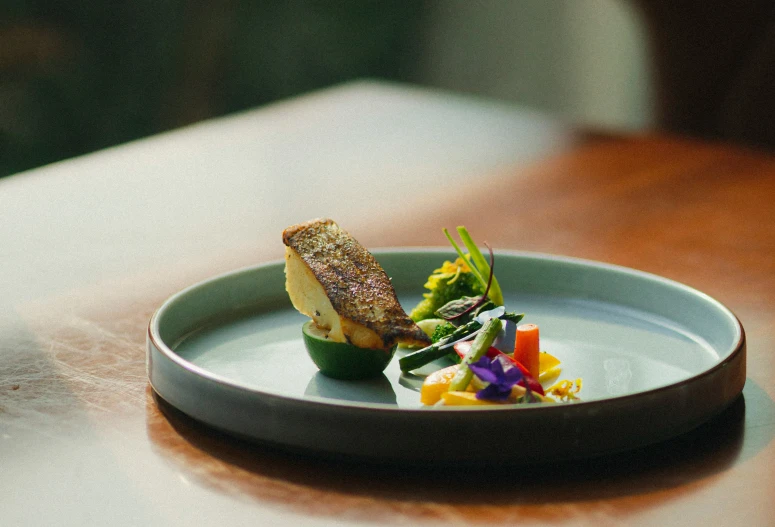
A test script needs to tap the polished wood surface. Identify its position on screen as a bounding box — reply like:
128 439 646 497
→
1 81 773 526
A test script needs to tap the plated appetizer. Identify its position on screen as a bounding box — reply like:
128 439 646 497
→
283 219 581 404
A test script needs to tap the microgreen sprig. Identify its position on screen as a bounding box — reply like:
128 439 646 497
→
443 227 504 306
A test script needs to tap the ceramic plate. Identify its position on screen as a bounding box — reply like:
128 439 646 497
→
147 250 745 464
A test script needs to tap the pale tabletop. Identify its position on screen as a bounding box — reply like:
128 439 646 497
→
1 81 773 526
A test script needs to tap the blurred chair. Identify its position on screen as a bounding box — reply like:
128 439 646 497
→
634 0 775 151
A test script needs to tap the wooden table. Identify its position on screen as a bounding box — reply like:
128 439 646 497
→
1 81 773 526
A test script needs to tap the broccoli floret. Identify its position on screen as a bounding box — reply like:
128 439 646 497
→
409 259 485 322
430 321 456 343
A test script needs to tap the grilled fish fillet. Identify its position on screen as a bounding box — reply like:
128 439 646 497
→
283 218 431 350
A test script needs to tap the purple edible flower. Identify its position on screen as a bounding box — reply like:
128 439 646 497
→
469 356 524 402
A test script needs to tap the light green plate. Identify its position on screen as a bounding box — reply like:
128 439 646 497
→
147 249 745 464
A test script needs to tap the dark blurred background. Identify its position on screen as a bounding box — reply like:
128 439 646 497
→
1 0 773 178
0 1 429 177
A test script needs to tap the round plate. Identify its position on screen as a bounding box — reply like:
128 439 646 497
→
147 249 745 464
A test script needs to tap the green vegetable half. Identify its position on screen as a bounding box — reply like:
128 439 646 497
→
302 321 397 380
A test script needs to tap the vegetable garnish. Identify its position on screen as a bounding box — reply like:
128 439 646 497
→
430 321 456 342
538 352 562 383
302 321 396 380
444 227 504 306
441 244 496 322
411 226 583 406
409 258 485 322
448 317 503 392
419 365 459 405
514 323 540 379
469 355 524 402
452 341 545 396
399 311 524 372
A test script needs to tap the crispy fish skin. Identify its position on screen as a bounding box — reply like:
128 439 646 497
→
283 218 431 350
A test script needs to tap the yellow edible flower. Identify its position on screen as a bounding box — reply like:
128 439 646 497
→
546 378 583 401
436 257 472 275
423 257 472 293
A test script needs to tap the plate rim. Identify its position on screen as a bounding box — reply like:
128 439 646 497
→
147 248 747 462
147 248 745 413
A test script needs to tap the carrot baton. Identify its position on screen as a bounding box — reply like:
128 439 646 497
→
514 323 540 379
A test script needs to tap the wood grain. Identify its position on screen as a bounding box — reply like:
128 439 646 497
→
1 83 774 526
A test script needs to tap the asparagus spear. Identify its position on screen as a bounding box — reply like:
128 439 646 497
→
456 227 504 307
399 319 483 372
443 227 504 306
449 317 502 392
398 311 523 372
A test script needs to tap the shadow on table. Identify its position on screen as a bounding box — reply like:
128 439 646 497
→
146 381 772 521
